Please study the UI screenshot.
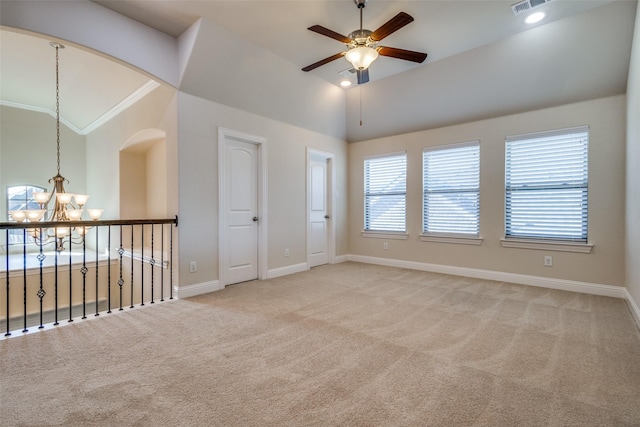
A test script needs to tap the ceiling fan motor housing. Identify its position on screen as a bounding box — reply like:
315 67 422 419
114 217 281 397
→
347 29 375 48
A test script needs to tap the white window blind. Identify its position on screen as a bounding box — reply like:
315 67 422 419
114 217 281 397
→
423 142 480 236
505 126 588 242
364 153 406 232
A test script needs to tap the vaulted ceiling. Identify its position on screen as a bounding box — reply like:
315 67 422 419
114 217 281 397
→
0 30 159 135
1 0 637 142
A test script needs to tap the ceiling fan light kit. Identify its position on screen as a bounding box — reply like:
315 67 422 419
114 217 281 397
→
345 46 378 70
302 0 427 85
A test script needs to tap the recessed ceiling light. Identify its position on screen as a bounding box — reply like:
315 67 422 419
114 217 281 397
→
340 80 352 88
525 12 545 24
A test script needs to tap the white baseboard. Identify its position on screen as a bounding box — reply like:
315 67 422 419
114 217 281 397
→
625 289 640 329
267 262 309 279
333 255 349 264
347 254 627 299
174 280 222 299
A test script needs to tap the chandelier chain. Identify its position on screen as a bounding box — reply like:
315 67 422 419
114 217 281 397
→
55 44 61 176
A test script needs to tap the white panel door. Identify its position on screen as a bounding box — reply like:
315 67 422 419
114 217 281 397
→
225 140 258 284
308 153 329 267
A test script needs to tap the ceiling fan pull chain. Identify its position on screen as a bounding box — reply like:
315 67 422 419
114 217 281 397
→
360 86 363 126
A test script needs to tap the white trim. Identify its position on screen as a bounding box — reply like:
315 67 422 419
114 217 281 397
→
218 127 268 287
346 254 627 299
0 100 83 134
361 231 409 240
423 139 480 153
420 235 483 245
501 239 593 253
333 254 349 264
174 280 222 299
364 150 407 161
83 80 161 134
505 124 589 143
625 289 640 329
1 80 160 135
267 263 309 279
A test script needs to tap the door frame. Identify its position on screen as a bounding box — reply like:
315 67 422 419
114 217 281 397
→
306 148 336 266
218 127 268 287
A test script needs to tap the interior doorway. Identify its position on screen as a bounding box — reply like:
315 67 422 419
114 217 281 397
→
218 128 268 287
307 149 335 268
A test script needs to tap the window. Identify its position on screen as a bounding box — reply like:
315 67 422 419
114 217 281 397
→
423 142 480 237
6 184 46 244
364 152 406 232
505 126 588 242
7 185 46 213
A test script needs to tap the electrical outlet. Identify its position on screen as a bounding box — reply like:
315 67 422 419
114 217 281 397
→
544 256 553 267
189 261 197 273
383 242 389 250
284 248 290 257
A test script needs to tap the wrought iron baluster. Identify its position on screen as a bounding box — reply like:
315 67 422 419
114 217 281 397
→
150 224 155 304
94 226 99 317
160 224 164 302
68 235 73 322
5 229 11 337
54 244 59 325
140 225 144 307
170 220 174 300
37 227 46 329
22 229 27 333
118 225 124 311
107 225 112 314
130 225 134 309
81 233 87 320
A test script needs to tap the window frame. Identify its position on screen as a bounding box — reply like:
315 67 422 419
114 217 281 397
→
503 126 591 252
421 141 481 243
6 184 47 245
362 151 408 237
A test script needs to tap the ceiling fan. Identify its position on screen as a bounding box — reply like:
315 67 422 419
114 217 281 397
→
302 0 428 85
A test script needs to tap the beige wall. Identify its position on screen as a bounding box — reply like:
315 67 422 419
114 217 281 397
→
85 85 177 222
0 106 86 221
118 139 167 219
349 95 626 287
119 150 147 219
177 92 348 288
146 140 167 218
626 5 640 309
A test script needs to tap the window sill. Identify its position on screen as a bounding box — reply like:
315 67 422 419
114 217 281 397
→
361 231 409 240
420 234 483 245
500 239 593 253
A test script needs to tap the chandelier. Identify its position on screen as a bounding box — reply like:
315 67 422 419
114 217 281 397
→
8 42 103 251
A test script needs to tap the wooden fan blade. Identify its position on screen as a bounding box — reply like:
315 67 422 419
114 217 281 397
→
357 69 370 85
302 52 346 72
370 12 414 42
308 25 353 44
378 46 427 63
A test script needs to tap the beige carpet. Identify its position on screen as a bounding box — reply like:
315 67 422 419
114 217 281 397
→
1 262 639 426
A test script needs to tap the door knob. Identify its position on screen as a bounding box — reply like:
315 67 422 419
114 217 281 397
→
252 216 259 222
324 215 330 219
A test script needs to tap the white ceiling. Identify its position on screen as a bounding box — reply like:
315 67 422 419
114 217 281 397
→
92 0 621 86
1 0 636 142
